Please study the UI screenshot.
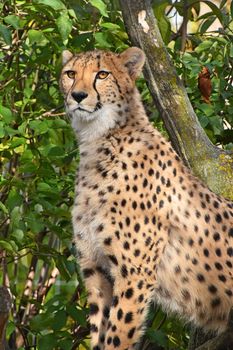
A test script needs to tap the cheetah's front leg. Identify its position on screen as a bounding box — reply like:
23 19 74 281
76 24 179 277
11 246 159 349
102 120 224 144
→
81 263 113 350
104 272 154 350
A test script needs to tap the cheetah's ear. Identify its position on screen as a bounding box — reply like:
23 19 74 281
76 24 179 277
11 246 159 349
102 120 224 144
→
120 47 145 80
62 50 73 66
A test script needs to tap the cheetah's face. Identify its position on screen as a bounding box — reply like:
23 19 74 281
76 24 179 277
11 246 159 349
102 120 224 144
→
60 48 145 141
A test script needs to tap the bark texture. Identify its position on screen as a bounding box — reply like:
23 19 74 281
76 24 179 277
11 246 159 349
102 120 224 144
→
119 0 233 200
119 0 233 349
0 287 11 350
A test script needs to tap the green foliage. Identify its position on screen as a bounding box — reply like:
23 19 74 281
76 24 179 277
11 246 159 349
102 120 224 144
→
0 0 232 349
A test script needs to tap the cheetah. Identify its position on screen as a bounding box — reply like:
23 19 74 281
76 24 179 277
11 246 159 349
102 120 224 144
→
60 47 233 350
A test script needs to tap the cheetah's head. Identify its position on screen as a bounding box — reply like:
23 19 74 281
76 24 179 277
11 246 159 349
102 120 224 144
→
60 47 145 142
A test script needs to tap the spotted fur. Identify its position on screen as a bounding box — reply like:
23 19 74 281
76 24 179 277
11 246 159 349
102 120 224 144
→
60 47 233 350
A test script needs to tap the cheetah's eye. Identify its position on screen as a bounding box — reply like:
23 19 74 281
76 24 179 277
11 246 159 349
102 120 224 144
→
96 71 109 80
66 70 76 79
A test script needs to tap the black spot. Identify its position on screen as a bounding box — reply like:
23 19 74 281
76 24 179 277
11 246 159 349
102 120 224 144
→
125 288 134 299
218 274 226 283
213 232 220 241
174 265 181 274
203 248 209 257
227 247 233 257
108 255 118 265
83 268 95 278
215 213 222 223
208 285 217 294
125 312 133 323
188 239 194 247
128 327 136 339
205 263 211 271
97 224 104 232
112 172 118 179
100 334 105 343
182 289 191 300
123 241 130 250
134 223 140 233
112 296 119 307
204 214 210 223
159 200 164 209
143 178 148 187
113 335 121 347
132 201 137 209
215 262 223 270
121 264 128 278
211 297 221 308
103 306 110 318
107 337 112 345
104 237 112 246
107 185 114 192
134 249 140 257
93 346 101 350
90 324 98 332
138 294 144 302
121 199 127 207
117 309 123 320
89 303 99 315
228 228 233 237
125 217 130 226
225 289 233 297
197 274 205 282
148 168 154 176
215 248 221 257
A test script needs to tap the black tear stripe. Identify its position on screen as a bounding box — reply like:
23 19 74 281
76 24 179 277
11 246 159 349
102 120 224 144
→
93 73 102 111
112 74 122 94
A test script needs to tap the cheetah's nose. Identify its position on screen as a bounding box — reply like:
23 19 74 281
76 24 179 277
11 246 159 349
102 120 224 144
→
71 91 88 103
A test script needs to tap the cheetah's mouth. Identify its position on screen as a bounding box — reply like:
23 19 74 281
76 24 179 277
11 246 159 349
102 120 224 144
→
72 102 102 114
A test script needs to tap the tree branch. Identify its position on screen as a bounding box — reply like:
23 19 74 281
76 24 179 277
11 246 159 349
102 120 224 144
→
119 0 233 199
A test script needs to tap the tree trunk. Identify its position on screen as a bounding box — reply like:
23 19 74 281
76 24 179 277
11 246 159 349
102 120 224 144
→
0 287 11 350
119 0 233 349
119 0 233 200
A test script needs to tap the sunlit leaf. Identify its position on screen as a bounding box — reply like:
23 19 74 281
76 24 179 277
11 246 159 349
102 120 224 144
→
89 0 108 17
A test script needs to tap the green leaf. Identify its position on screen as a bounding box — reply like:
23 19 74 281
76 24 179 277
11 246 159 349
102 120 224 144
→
0 24 12 45
0 240 15 252
29 120 49 135
94 32 112 48
56 13 72 42
204 1 223 24
195 40 213 53
0 105 14 124
4 15 20 29
100 22 121 30
51 310 67 331
0 121 4 137
147 329 168 347
231 0 233 19
66 304 87 326
35 0 66 10
6 190 23 211
89 0 108 17
0 201 8 214
28 29 46 44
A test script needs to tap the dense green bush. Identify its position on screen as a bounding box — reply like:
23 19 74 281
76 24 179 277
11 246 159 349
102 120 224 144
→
0 0 232 349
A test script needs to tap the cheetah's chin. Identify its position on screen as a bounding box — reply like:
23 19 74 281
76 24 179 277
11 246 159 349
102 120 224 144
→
69 107 99 122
